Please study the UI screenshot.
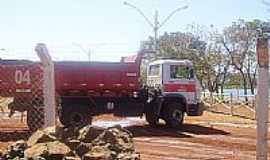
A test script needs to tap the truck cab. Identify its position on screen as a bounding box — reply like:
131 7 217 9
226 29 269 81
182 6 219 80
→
145 59 204 128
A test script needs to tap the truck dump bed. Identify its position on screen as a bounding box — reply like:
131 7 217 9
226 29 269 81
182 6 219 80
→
0 54 142 98
0 60 43 98
55 54 141 97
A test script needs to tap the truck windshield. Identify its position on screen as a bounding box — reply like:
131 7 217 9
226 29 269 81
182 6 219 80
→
148 65 160 76
170 65 193 79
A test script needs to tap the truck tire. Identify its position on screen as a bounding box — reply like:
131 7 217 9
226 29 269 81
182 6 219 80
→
27 106 44 132
145 102 159 126
60 106 92 128
164 102 184 128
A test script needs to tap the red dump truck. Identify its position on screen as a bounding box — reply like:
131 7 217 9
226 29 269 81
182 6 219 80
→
0 52 204 130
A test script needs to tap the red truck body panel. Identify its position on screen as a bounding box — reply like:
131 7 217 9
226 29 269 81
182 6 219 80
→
55 59 141 97
0 60 43 98
0 54 142 98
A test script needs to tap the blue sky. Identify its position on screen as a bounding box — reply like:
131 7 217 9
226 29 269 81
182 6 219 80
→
0 0 268 61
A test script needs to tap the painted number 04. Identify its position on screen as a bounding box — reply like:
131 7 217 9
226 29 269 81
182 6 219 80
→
15 70 30 84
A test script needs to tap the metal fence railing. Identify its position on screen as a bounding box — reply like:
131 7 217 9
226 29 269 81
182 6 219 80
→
0 44 56 140
202 92 258 120
202 91 257 106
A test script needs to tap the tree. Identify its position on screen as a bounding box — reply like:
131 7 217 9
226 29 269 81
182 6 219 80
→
141 24 231 95
205 44 230 95
140 21 267 100
158 30 208 89
203 25 230 95
221 19 265 102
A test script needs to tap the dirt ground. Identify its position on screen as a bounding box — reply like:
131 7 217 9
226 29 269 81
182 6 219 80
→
0 111 270 160
131 112 267 160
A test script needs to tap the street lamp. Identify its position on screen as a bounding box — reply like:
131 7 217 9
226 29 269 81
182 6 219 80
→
124 1 188 55
72 43 91 61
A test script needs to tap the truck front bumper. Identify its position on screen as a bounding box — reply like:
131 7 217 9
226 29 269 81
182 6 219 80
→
186 102 205 116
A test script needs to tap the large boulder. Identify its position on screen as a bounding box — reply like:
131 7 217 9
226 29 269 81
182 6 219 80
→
65 139 81 150
24 143 47 158
27 130 57 147
63 156 82 160
3 140 27 159
24 141 71 159
116 152 140 160
93 125 134 153
43 126 66 138
81 125 140 160
75 142 93 157
82 146 114 160
3 124 140 160
78 125 105 143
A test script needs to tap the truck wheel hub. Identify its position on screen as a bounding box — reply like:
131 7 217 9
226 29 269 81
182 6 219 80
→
172 110 182 121
71 113 84 125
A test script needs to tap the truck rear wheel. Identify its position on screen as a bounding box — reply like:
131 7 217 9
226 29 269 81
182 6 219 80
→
69 111 92 127
27 106 44 132
60 106 92 128
164 103 184 128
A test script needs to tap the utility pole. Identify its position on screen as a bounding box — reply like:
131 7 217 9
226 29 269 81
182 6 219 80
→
72 43 91 61
256 28 269 160
154 10 159 54
124 1 188 55
86 48 91 62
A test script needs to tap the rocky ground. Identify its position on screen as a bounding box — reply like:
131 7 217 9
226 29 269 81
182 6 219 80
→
0 111 270 160
0 124 139 160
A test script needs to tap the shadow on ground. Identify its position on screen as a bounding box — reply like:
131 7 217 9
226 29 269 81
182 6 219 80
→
125 123 230 138
0 122 230 141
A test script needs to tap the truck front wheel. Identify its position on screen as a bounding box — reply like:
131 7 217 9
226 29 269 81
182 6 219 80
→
164 103 184 128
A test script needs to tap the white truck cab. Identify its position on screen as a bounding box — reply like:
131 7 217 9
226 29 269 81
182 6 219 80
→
146 59 203 118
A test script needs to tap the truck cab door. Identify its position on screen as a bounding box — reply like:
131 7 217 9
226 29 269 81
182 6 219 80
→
162 64 196 104
147 64 162 89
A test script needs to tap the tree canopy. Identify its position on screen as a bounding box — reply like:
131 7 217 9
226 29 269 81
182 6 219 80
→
141 19 270 99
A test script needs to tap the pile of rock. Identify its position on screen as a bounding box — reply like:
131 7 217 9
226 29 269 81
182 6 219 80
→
1 125 140 160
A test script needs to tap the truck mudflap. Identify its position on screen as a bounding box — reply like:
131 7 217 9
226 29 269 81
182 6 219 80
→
186 102 205 116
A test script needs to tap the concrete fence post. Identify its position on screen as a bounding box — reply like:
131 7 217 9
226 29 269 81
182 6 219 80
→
230 92 233 116
210 92 214 111
35 43 56 129
256 35 269 160
237 88 240 103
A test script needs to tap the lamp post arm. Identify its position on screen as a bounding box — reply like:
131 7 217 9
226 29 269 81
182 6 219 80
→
159 5 188 29
124 1 154 29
